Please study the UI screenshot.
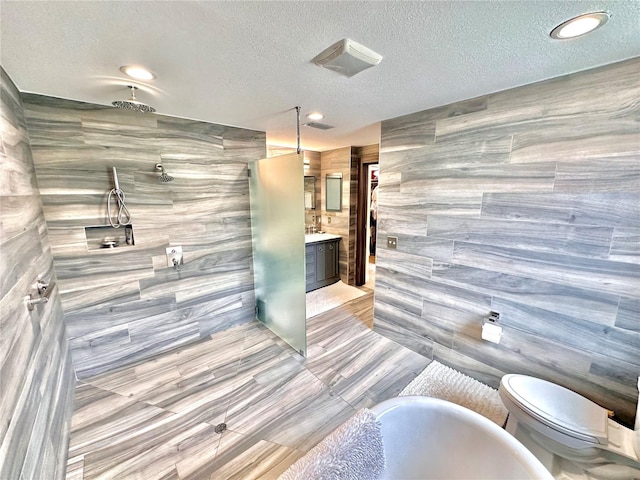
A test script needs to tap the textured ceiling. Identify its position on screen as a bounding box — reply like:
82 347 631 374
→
2 1 639 151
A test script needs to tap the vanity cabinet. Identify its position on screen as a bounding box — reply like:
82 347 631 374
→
305 237 340 292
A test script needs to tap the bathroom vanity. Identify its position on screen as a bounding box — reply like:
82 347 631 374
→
305 233 341 292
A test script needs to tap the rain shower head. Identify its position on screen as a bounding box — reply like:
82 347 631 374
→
112 85 156 113
155 163 174 182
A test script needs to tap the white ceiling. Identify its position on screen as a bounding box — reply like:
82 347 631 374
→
2 1 639 151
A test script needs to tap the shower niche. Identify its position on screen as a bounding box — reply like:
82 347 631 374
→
84 224 135 251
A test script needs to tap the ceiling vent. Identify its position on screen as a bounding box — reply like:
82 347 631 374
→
312 38 382 77
303 122 334 130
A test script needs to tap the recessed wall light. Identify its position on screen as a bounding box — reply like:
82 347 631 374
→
119 65 156 81
550 12 609 39
306 112 324 121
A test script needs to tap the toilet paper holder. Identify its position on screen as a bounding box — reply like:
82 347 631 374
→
481 311 502 344
485 311 500 323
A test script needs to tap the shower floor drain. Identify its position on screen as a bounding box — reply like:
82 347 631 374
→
214 423 227 434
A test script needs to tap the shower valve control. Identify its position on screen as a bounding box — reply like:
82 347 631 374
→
166 246 183 268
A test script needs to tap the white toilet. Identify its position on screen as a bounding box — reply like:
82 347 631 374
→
499 374 640 480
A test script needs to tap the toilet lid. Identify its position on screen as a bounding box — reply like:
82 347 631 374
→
502 374 608 445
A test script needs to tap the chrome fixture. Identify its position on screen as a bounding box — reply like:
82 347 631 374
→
112 85 156 113
295 106 301 154
26 279 56 311
107 166 131 228
155 163 174 182
166 246 183 270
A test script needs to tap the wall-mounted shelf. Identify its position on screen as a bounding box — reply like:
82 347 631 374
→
85 224 135 251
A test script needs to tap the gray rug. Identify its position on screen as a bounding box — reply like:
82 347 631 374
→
399 360 508 426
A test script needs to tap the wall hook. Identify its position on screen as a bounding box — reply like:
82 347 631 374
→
26 279 56 311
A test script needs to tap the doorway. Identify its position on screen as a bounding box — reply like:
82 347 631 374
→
356 158 379 287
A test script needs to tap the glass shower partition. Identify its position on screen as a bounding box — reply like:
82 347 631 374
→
248 152 307 356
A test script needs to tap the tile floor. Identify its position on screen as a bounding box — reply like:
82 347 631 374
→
66 291 430 480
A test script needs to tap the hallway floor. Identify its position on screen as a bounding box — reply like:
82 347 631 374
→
66 292 430 480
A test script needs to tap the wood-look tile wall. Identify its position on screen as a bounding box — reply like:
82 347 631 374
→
321 146 358 285
1 67 75 479
374 58 640 425
358 144 380 165
22 93 266 379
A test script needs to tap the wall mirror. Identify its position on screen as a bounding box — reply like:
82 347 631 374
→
326 173 342 212
304 176 315 210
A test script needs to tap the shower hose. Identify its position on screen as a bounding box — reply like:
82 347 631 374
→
107 188 131 228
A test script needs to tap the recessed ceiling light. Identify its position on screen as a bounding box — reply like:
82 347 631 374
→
306 112 324 121
119 65 156 81
550 12 609 39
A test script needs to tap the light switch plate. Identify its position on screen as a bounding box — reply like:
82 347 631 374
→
387 236 398 249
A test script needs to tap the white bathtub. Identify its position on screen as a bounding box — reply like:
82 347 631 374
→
369 396 553 479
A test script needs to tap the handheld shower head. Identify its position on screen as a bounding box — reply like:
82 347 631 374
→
113 85 156 113
155 164 174 183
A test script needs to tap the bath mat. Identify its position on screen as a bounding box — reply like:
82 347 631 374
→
399 361 508 426
279 408 385 480
306 281 366 319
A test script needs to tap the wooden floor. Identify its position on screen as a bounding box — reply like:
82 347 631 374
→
66 292 429 480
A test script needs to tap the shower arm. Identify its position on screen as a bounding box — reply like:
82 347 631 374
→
295 106 301 155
